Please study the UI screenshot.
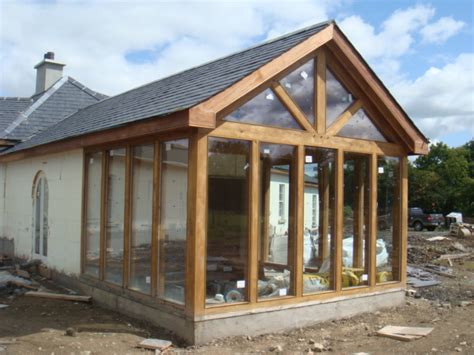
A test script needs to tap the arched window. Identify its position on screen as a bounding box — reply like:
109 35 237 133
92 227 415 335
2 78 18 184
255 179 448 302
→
33 172 48 257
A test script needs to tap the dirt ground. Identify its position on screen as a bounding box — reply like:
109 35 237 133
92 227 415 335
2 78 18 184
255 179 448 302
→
1 230 473 354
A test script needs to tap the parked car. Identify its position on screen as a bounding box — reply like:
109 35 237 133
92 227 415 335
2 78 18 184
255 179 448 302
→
408 207 445 231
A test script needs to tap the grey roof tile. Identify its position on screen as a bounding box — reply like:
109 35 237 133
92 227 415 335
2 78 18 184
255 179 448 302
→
5 20 330 153
0 97 32 134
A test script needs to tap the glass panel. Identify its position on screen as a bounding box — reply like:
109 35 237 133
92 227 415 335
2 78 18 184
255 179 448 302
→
338 109 387 142
129 145 154 294
42 178 48 257
377 156 401 283
258 144 296 299
34 179 41 255
224 88 302 130
206 138 250 305
343 153 370 288
85 152 103 277
159 139 188 304
326 69 354 126
105 148 126 285
303 147 336 294
279 59 315 124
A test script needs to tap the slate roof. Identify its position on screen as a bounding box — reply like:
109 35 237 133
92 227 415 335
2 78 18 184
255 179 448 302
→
0 97 33 134
4 20 331 154
0 77 106 142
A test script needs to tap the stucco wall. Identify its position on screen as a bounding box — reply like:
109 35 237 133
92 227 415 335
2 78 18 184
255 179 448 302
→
2 149 83 274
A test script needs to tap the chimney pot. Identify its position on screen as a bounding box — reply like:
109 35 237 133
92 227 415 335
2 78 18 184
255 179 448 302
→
44 52 55 60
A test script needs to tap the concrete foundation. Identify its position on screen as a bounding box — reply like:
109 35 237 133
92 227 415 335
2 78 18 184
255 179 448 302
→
50 270 404 345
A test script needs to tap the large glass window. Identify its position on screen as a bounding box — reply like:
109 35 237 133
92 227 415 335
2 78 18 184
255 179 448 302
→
105 148 126 285
326 69 354 126
337 109 387 142
129 145 154 293
206 138 250 305
343 153 370 288
84 152 102 277
224 88 302 130
377 157 401 283
159 139 188 304
303 147 336 294
258 144 296 299
279 59 315 124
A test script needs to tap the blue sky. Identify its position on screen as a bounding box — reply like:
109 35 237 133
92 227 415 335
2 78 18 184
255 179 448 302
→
0 0 472 147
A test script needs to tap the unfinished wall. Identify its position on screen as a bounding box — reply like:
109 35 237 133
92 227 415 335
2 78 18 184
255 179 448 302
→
2 149 83 274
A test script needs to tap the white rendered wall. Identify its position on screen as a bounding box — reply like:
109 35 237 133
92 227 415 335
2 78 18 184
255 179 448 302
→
0 164 6 237
2 149 83 274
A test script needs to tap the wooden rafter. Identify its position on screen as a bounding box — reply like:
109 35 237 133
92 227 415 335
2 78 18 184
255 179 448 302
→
316 50 327 134
272 82 315 133
326 99 363 136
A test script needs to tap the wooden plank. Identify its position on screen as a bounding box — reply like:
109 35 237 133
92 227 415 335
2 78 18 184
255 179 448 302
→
353 158 364 269
151 142 160 297
369 154 377 286
272 83 315 133
316 50 326 134
185 129 208 318
400 156 408 284
334 149 343 292
326 100 363 136
123 146 132 288
0 111 190 163
189 24 335 125
25 291 91 303
377 325 433 342
210 121 405 156
248 140 259 303
99 152 108 281
294 145 304 297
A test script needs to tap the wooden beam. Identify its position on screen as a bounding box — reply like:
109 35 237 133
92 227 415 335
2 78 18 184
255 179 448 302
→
392 158 401 281
353 158 364 269
99 152 108 281
326 100 363 136
0 111 190 163
210 121 405 156
316 49 327 134
369 153 377 287
318 164 330 265
123 146 132 289
80 151 88 275
295 145 304 297
189 24 335 125
334 149 343 292
248 140 259 303
272 83 315 133
328 27 428 154
400 156 408 284
151 142 160 297
185 129 208 318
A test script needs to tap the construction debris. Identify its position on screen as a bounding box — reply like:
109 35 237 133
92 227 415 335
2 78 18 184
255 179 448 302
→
137 338 172 351
25 291 91 303
427 236 450 242
376 325 433 342
449 223 473 238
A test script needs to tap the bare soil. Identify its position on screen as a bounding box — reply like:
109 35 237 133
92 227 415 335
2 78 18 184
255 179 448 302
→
1 230 473 354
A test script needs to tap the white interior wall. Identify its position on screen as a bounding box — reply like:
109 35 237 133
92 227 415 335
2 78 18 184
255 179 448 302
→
3 149 83 274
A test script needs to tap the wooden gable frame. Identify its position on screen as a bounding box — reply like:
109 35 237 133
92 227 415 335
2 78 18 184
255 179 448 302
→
189 23 429 155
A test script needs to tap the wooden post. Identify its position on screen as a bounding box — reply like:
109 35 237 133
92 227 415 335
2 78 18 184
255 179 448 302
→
391 159 401 281
123 146 132 288
399 157 408 283
294 145 304 297
261 157 271 263
99 152 108 281
353 158 364 269
248 141 259 303
185 129 208 318
316 49 327 134
80 152 88 275
334 149 343 291
151 142 161 297
369 154 377 286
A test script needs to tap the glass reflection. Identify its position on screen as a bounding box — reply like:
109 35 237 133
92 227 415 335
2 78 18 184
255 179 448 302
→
338 109 387 142
326 69 354 126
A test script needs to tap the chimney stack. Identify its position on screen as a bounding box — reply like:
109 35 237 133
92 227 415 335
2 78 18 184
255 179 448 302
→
34 52 66 94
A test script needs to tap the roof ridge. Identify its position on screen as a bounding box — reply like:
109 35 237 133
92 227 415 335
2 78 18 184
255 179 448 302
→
1 97 32 101
75 20 333 108
66 76 108 100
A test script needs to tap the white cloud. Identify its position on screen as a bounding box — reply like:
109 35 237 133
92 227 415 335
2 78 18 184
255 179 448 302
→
0 0 339 96
420 16 465 44
392 53 474 140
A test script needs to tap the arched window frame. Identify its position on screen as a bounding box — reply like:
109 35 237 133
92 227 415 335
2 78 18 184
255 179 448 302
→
32 171 49 257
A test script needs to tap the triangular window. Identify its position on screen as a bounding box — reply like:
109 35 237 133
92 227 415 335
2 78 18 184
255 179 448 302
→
279 59 315 124
326 69 354 126
224 88 303 130
337 109 387 142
